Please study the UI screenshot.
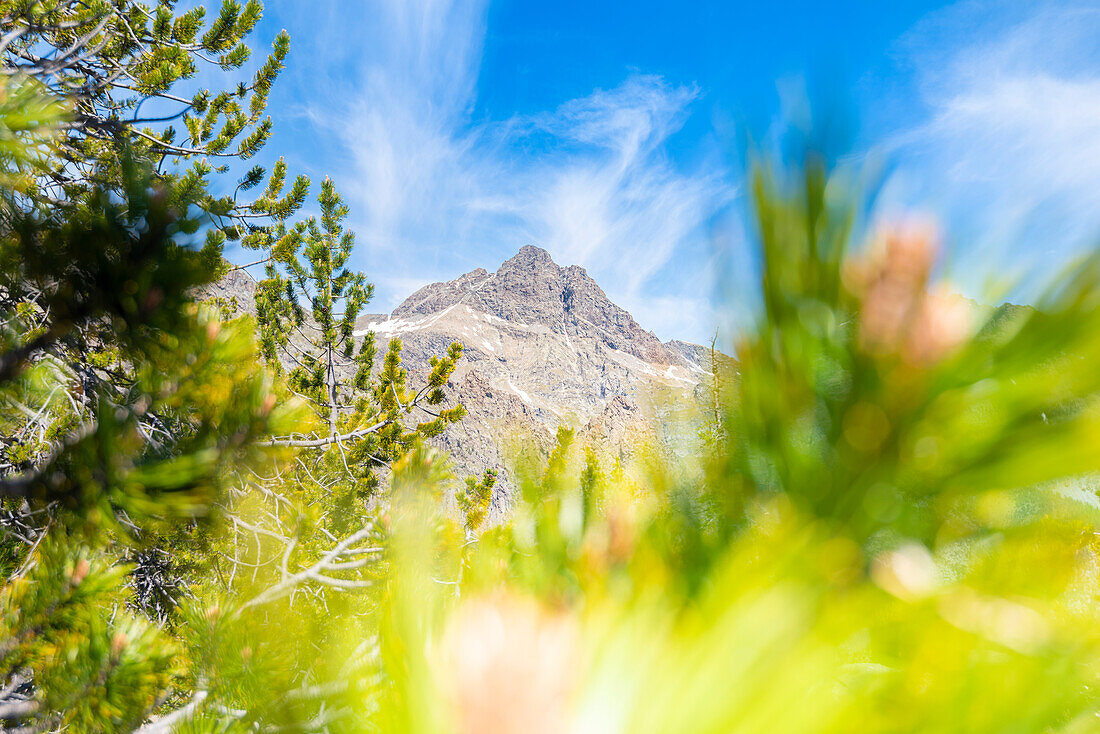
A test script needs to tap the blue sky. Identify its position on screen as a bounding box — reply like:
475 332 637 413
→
230 0 1100 344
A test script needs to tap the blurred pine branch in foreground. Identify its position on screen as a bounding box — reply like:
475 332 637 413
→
377 154 1100 734
160 153 1100 733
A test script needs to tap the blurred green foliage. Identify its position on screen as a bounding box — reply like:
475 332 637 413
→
127 152 1100 733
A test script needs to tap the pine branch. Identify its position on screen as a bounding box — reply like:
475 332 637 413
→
240 525 379 609
261 417 393 448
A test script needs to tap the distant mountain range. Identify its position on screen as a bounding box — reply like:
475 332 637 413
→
209 245 719 514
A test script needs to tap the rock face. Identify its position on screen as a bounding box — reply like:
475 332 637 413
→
210 246 716 516
391 245 678 365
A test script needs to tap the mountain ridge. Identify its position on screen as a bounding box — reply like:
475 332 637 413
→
383 244 686 366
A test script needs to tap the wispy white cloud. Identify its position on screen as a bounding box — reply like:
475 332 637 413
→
883 0 1100 292
287 0 732 343
305 0 488 260
512 77 727 296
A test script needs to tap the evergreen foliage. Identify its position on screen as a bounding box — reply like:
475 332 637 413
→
0 0 292 235
0 74 294 730
0 539 176 731
253 176 466 496
457 468 497 533
0 3 472 727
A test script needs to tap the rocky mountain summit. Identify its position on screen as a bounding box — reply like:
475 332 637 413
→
355 246 714 508
392 245 683 366
208 245 717 514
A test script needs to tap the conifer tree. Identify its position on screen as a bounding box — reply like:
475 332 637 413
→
0 5 383 729
0 0 315 536
254 177 467 499
0 0 473 640
0 539 177 732
0 77 296 731
0 1 331 609
0 0 296 234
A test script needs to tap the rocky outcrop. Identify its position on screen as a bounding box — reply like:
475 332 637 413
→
388 245 681 365
202 267 260 318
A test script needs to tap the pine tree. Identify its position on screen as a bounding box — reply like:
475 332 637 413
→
0 539 177 732
0 16 475 729
0 0 317 537
254 177 466 500
0 0 296 237
0 78 295 729
0 0 329 614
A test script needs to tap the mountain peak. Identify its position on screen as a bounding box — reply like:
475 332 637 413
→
387 245 673 364
511 244 556 264
496 244 560 280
